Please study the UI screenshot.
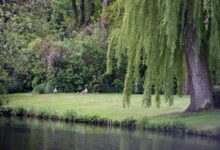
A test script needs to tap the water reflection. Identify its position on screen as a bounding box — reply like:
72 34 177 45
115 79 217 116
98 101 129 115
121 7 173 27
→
0 117 219 150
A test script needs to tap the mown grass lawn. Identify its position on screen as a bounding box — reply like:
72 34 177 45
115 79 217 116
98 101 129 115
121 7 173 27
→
3 93 220 131
4 93 189 120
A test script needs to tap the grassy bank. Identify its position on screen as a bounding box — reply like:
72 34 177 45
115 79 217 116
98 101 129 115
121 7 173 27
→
1 93 220 137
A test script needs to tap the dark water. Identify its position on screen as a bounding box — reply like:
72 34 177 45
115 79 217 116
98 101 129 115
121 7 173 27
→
0 117 219 150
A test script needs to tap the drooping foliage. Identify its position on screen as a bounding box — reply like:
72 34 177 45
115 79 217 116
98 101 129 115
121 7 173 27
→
208 0 220 86
101 0 125 30
107 0 220 107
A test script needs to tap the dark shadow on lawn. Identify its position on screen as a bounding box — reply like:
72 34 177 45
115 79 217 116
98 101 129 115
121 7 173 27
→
151 109 220 119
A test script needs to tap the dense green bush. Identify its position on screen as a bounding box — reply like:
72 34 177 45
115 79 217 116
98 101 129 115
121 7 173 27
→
37 109 58 119
33 84 46 94
121 117 137 127
0 0 127 94
172 120 186 131
138 117 149 129
64 110 78 121
33 82 54 94
11 107 28 117
45 82 54 93
0 97 3 107
23 27 127 94
0 86 6 95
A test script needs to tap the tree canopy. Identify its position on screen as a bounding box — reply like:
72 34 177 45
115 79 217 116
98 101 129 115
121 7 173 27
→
0 0 126 94
107 0 220 109
1 0 220 112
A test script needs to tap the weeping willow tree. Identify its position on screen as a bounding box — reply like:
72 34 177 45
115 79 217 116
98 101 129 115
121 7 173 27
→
107 0 220 112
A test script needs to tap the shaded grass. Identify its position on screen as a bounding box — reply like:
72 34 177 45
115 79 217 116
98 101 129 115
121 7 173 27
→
1 93 220 137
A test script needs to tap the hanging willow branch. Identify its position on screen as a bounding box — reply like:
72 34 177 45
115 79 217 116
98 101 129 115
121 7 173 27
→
107 0 220 107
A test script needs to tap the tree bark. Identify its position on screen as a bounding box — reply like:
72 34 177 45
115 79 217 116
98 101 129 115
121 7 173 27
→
71 0 79 22
87 0 95 24
80 0 85 26
184 0 213 112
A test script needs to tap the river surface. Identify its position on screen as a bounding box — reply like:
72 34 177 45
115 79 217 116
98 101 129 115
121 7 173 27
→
0 117 219 150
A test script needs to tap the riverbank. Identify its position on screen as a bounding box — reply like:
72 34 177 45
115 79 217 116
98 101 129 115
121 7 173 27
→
1 117 219 150
1 93 220 138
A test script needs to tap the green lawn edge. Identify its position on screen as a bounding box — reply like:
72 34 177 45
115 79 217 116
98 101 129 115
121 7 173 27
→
1 93 220 138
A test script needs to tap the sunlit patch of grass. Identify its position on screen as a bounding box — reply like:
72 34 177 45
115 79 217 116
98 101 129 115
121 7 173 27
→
4 93 189 120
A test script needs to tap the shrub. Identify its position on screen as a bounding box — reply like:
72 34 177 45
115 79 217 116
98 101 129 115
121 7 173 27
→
158 121 172 131
90 115 108 124
0 97 3 107
27 108 37 117
37 109 57 119
0 85 6 95
97 117 109 125
138 117 149 129
172 120 186 131
11 107 27 117
45 82 54 94
121 117 137 127
112 120 120 126
0 107 12 116
33 84 45 94
48 110 58 119
0 96 8 107
64 110 77 121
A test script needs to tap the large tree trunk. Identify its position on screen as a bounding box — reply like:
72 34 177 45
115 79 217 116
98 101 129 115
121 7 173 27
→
71 0 79 22
86 0 95 24
80 0 85 26
184 0 213 112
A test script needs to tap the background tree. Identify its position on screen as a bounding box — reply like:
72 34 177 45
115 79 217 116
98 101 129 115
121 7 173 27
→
0 0 51 93
87 0 95 24
51 0 102 29
0 0 126 95
71 0 79 23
